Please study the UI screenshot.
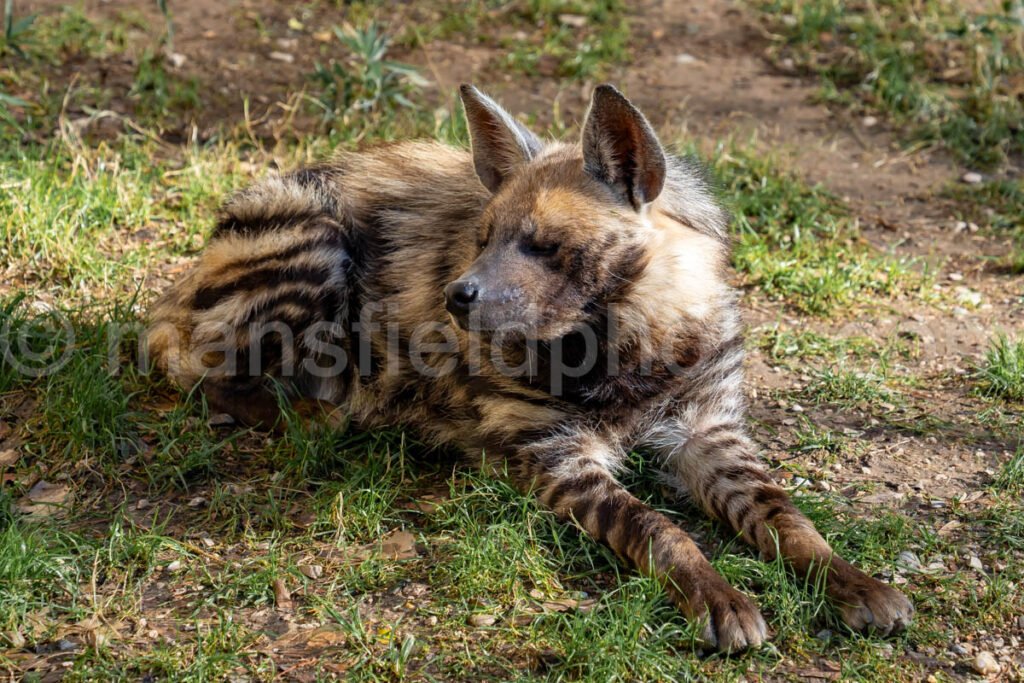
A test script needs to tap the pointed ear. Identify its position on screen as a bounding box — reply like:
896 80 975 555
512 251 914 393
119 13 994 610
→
460 84 542 193
581 85 667 210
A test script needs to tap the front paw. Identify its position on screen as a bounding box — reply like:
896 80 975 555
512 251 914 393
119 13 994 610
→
683 579 768 653
827 558 914 636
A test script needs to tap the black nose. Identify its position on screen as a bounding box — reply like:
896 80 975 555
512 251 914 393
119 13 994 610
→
444 279 479 316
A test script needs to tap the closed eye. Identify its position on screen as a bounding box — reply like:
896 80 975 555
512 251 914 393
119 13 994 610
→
523 240 560 257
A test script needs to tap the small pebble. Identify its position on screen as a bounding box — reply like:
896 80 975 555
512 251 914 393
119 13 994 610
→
558 13 587 27
165 560 182 573
468 614 496 627
862 115 878 127
4 631 26 648
962 171 983 184
815 629 832 642
207 413 235 427
950 642 968 656
971 651 999 675
897 550 921 571
947 272 964 282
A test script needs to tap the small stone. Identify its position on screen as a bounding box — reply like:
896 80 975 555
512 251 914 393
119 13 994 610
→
135 498 150 510
207 413 235 427
969 555 984 571
165 560 182 573
897 550 922 571
950 642 968 656
468 614 496 627
861 466 872 475
4 631 26 648
962 171 983 184
971 651 999 675
558 13 587 27
674 53 698 65
426 615 438 627
167 52 187 68
956 288 982 306
815 629 832 642
268 51 295 63
187 496 206 508
862 115 878 127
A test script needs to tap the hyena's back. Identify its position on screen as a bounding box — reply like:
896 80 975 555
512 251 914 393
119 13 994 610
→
146 141 487 425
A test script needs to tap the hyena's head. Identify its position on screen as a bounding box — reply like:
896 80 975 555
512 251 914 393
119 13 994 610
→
445 84 722 341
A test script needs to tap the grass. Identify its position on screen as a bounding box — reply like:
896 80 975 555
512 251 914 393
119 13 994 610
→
709 143 928 316
975 334 1024 402
1 2 1022 681
501 0 629 79
401 0 629 80
945 176 1024 273
309 22 428 140
751 0 1024 168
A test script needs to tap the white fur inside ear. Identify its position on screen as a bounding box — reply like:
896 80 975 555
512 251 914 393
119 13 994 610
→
580 86 667 209
461 85 542 192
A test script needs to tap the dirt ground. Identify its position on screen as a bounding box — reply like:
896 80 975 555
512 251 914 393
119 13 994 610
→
4 0 1024 680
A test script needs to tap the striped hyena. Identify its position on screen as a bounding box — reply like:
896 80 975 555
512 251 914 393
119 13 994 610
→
147 84 913 652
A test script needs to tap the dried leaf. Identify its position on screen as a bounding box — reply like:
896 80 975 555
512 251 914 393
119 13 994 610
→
272 578 293 610
0 448 19 468
17 480 72 517
298 564 323 580
378 529 417 560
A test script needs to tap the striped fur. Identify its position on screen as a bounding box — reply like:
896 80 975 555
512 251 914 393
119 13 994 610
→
146 85 912 651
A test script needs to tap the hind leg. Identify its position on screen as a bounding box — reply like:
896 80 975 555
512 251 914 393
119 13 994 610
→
146 184 353 431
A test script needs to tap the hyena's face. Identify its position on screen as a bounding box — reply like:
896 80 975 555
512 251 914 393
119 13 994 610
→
446 170 649 339
447 84 667 341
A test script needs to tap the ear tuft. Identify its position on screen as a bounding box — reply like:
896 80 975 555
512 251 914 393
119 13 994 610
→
460 84 542 193
581 85 666 209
